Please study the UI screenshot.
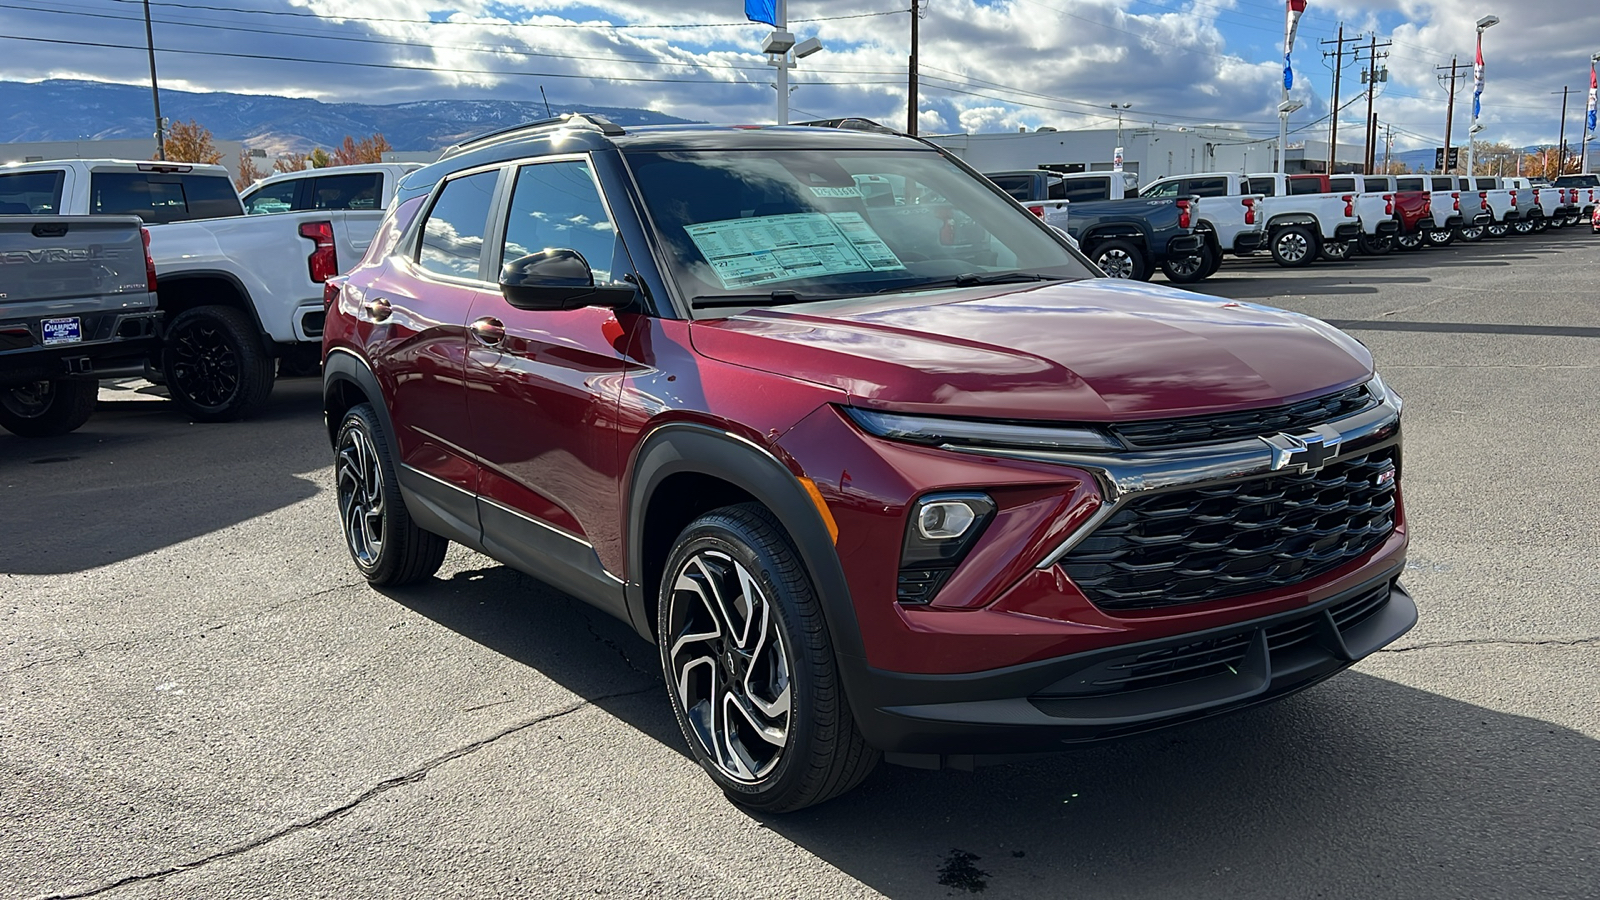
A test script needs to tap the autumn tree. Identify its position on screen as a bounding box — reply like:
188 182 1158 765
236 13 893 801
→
309 148 333 169
332 132 394 165
235 149 265 190
157 119 224 164
273 152 310 173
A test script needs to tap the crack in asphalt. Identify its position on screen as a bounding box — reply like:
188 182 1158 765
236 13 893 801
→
1379 636 1600 654
2 581 363 675
29 685 658 900
583 614 656 681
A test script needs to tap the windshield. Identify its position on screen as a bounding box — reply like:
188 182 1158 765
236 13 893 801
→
623 148 1093 311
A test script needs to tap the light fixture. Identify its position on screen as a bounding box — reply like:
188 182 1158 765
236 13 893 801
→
761 31 795 54
1279 100 1305 115
794 37 823 59
1476 15 1500 30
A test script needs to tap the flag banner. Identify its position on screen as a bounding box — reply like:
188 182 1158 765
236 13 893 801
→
745 0 778 27
1473 41 1485 119
1588 65 1597 133
1284 0 1307 91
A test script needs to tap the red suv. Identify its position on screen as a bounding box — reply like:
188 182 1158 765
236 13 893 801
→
323 115 1415 811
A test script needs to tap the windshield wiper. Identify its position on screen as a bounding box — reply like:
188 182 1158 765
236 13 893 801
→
874 272 1062 294
691 290 826 309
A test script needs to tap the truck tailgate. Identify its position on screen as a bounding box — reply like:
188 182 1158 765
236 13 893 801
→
1 216 152 310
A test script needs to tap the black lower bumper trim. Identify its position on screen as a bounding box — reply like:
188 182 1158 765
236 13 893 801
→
849 572 1414 756
1334 223 1362 240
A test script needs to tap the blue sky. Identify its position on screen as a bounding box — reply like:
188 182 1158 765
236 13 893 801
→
2 1 1597 152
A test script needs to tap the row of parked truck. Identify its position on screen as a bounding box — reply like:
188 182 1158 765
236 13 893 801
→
0 158 417 436
986 167 1599 283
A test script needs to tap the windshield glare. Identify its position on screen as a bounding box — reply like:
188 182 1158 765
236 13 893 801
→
623 149 1093 309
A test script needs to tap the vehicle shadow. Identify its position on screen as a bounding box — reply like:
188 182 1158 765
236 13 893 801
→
383 563 1599 900
0 377 326 575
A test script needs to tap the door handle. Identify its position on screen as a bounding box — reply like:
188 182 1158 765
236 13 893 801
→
470 316 506 347
363 297 392 322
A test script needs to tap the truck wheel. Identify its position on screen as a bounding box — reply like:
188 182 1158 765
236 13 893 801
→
1358 234 1393 255
1320 240 1355 261
0 378 98 438
659 503 878 812
1487 223 1510 238
1270 226 1319 267
1159 245 1213 284
1200 246 1223 278
335 403 447 586
162 306 276 423
278 342 323 378
1512 218 1536 235
1458 225 1486 242
1424 227 1454 246
1093 240 1148 281
1532 216 1550 233
1394 232 1425 251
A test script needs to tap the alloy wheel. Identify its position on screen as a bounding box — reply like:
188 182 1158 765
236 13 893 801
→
1460 226 1485 241
1276 231 1310 263
1427 229 1453 243
1488 223 1509 237
1166 254 1204 278
336 425 385 567
168 318 241 409
1097 248 1137 279
1513 220 1534 234
666 549 792 783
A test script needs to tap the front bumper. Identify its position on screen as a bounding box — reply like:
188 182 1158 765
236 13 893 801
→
854 574 1416 759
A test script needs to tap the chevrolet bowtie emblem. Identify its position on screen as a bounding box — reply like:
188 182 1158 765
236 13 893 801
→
1262 426 1343 473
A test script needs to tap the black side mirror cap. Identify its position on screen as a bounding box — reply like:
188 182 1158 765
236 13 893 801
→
499 248 635 311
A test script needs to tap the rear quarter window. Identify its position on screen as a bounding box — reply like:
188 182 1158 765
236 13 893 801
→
310 173 383 210
1186 177 1229 197
0 170 65 214
988 176 1032 201
1288 179 1323 196
1061 178 1110 203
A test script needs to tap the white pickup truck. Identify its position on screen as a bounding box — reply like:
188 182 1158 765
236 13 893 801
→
1137 172 1267 278
1235 173 1363 266
0 159 383 420
1393 175 1494 246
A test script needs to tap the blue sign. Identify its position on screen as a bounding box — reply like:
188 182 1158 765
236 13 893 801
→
1284 54 1293 91
745 0 778 27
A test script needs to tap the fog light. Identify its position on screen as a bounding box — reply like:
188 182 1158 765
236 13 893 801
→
917 500 977 540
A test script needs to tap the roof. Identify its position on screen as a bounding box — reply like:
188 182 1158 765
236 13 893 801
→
0 158 231 174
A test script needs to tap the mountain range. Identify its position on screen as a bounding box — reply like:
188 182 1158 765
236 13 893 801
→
0 79 694 155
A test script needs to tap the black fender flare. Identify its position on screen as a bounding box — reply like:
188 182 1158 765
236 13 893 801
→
1079 227 1148 253
322 347 395 449
1265 214 1318 231
624 422 866 663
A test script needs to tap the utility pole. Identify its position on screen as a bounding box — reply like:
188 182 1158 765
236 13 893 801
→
908 0 919 136
1555 87 1571 174
1321 26 1364 173
1384 123 1393 173
1358 36 1391 172
142 0 165 159
1436 57 1467 172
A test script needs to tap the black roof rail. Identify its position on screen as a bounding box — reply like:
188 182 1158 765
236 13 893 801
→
441 113 626 158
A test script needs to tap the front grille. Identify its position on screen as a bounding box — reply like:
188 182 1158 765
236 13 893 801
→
1062 448 1398 610
1044 583 1392 700
1111 383 1377 449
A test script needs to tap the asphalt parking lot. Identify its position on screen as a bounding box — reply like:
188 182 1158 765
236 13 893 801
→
4 229 1598 900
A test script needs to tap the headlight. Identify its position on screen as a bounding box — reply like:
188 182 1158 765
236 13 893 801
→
844 407 1122 453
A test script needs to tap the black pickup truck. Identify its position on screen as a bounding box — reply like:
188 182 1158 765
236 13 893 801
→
0 215 161 436
984 170 1204 281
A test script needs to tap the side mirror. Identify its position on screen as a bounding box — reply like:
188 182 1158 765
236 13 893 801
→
498 249 635 311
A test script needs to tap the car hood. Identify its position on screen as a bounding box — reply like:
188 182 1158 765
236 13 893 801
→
688 279 1373 422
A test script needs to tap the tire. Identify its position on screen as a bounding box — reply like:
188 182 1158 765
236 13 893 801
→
1320 240 1355 261
1425 227 1455 246
334 403 447 586
161 305 276 422
1394 232 1425 251
1458 225 1486 242
1200 246 1223 278
1093 239 1148 281
1532 216 1550 233
1270 225 1319 267
278 342 323 378
1160 243 1214 284
659 503 878 813
0 378 98 438
1487 223 1510 238
1513 218 1536 235
1357 233 1393 255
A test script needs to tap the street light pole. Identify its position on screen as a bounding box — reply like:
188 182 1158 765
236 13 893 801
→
1466 15 1499 178
142 0 165 159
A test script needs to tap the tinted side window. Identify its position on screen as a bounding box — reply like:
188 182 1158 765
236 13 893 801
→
180 176 244 219
1247 178 1276 197
1141 180 1181 199
310 173 383 210
1046 178 1068 201
418 170 498 280
1328 177 1356 192
89 172 242 223
0 171 65 214
1288 179 1322 196
242 179 298 215
1396 177 1424 191
1431 177 1454 191
1187 177 1228 197
988 176 1032 201
500 160 619 283
1061 178 1111 203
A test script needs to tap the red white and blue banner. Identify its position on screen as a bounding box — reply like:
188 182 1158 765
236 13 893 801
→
1473 40 1485 119
1284 0 1308 91
1587 64 1597 133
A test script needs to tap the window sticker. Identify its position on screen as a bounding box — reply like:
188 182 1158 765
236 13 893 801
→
809 185 862 198
685 213 905 289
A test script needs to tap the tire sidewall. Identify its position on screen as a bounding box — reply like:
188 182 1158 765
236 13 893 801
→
658 514 816 806
336 403 407 583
